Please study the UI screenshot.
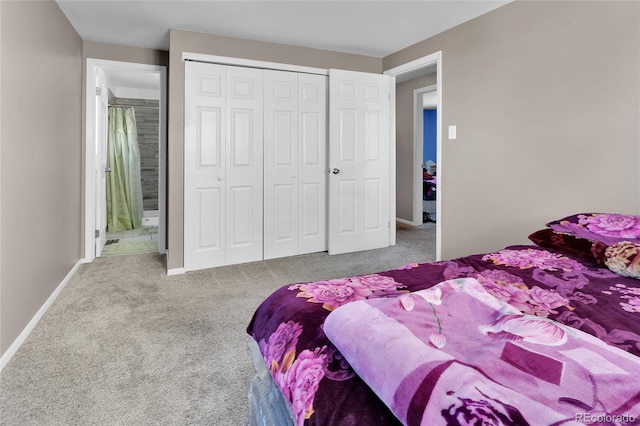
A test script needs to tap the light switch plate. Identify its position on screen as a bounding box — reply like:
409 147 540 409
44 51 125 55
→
448 125 457 140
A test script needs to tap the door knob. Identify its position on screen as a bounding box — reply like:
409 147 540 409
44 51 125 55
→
331 168 340 175
218 177 224 181
105 168 112 173
292 175 297 179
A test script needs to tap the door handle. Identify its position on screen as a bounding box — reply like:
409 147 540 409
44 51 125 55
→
105 168 112 173
331 168 340 175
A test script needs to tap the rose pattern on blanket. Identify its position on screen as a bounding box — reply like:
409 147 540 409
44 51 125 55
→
258 321 328 425
603 283 640 313
578 213 640 239
441 264 573 317
479 314 568 346
550 213 640 245
441 389 530 426
482 248 587 272
288 273 407 311
474 269 572 317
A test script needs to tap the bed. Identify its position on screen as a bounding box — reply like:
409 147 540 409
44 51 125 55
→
246 213 640 425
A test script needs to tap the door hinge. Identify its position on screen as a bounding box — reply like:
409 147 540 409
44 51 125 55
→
95 87 102 96
95 229 100 238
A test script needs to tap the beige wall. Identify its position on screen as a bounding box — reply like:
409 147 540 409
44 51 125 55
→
396 73 437 221
0 0 83 356
167 29 383 270
384 0 640 260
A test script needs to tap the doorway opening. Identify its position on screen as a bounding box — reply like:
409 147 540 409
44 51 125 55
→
84 59 167 261
416 86 438 225
384 51 442 260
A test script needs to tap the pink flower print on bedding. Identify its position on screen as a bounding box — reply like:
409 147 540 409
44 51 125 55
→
578 213 640 239
548 213 640 245
281 348 328 425
259 321 328 426
478 314 568 346
289 274 407 311
482 248 586 272
259 321 303 373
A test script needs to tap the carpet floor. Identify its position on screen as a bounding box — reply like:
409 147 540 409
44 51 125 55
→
0 223 436 426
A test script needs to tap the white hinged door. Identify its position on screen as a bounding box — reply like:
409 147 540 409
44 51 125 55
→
328 69 392 255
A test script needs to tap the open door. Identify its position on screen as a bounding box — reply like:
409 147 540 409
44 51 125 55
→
328 69 392 255
95 69 109 257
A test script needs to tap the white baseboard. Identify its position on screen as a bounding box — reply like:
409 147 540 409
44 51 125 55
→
0 260 83 372
396 218 419 227
167 267 185 276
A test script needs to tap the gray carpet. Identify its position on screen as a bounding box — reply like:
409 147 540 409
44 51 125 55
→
0 223 436 426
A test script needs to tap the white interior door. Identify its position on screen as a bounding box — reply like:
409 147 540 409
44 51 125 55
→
224 65 264 265
184 61 227 270
328 69 392 255
95 69 109 257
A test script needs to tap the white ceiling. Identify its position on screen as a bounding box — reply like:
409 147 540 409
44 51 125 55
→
56 0 510 58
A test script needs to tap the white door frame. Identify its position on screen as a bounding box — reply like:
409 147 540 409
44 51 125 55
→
384 51 442 260
84 59 167 262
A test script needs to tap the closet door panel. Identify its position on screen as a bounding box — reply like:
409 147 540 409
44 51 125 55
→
274 183 296 240
298 74 327 255
225 66 263 265
198 188 223 249
301 182 322 238
264 70 299 260
227 185 254 245
184 61 227 271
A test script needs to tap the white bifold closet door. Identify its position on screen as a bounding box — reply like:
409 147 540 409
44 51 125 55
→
263 70 327 260
184 61 264 271
185 61 392 272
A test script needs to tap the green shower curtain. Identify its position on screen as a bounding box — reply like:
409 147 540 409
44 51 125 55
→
106 107 143 232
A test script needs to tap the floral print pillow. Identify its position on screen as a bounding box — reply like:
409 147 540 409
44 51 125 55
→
548 213 640 246
605 241 640 279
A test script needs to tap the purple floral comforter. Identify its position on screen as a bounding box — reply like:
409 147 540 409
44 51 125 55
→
246 245 640 425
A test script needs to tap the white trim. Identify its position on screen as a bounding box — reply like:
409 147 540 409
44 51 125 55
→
385 51 442 261
84 59 168 262
182 52 329 76
389 80 397 246
167 267 185 276
384 52 440 78
413 84 437 227
395 218 415 227
0 261 83 371
158 67 167 256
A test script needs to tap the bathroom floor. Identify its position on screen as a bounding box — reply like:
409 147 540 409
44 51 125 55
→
102 224 158 257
